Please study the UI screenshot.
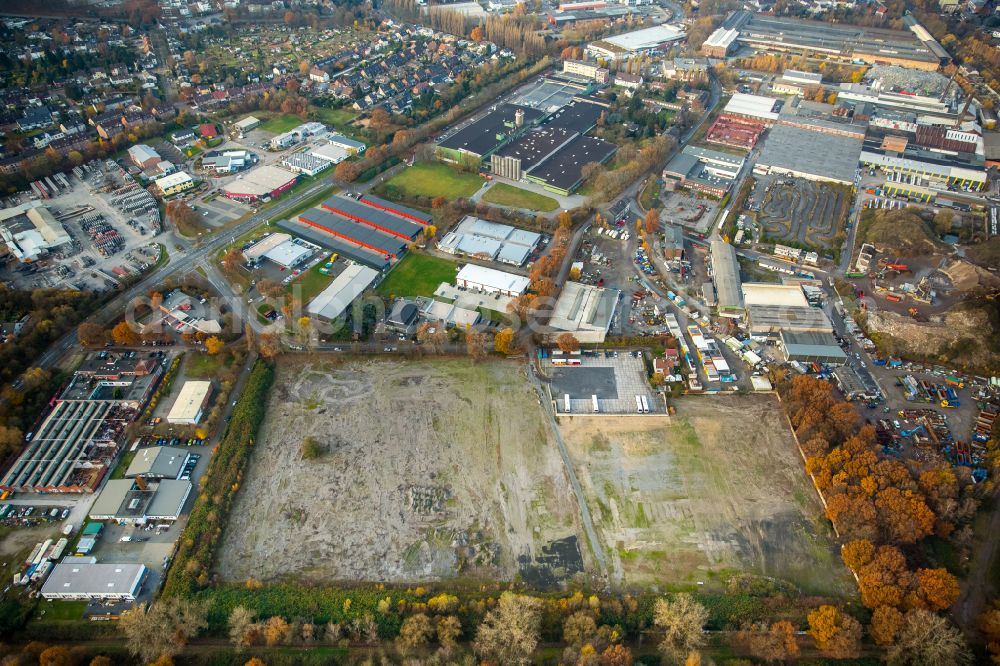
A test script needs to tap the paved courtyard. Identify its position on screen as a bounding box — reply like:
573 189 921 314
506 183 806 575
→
548 352 659 414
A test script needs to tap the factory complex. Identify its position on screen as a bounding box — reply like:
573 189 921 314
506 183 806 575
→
437 81 617 195
702 11 948 70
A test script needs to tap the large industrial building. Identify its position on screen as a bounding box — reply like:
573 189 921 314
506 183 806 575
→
487 102 617 195
307 263 380 322
859 128 987 191
222 164 299 202
710 239 743 318
286 192 429 268
165 380 212 425
703 11 947 71
358 194 431 225
0 353 162 493
276 217 391 271
523 134 617 195
437 216 542 266
545 281 620 344
125 446 192 479
779 330 848 364
455 264 530 297
437 104 545 164
298 208 408 260
741 283 836 339
242 233 316 270
41 562 147 601
320 196 424 242
586 24 686 60
0 201 71 262
89 478 192 524
754 123 864 185
663 146 744 196
491 125 577 182
722 93 783 124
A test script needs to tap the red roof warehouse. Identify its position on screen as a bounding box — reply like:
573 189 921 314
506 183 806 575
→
319 195 423 242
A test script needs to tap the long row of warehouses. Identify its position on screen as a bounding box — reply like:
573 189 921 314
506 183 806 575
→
277 193 431 271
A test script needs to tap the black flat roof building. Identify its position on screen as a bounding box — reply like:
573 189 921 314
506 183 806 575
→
524 135 618 195
494 126 576 170
437 104 546 161
546 100 606 134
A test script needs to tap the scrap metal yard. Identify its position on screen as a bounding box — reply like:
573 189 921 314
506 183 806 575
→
217 358 585 586
559 394 854 594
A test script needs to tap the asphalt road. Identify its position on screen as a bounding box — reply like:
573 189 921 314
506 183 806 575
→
32 178 337 372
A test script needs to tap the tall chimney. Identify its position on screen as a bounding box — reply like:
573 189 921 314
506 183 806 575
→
515 108 524 128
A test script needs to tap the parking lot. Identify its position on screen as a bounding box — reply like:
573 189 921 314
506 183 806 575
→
548 351 659 414
190 194 253 229
1 162 166 292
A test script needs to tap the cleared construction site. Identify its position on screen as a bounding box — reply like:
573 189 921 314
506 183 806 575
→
559 394 854 595
217 358 585 586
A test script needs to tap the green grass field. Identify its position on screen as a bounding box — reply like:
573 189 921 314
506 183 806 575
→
376 253 458 298
288 261 335 304
312 106 358 129
259 114 305 134
185 351 237 379
381 163 483 199
482 183 559 212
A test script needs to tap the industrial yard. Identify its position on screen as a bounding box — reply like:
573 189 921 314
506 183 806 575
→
560 394 853 595
217 358 585 586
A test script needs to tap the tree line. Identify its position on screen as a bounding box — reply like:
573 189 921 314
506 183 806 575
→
778 373 977 660
0 285 101 461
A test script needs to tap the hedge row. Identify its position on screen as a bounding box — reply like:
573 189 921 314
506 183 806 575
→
162 360 275 597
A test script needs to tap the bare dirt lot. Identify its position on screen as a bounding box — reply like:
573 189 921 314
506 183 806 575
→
759 177 849 250
217 358 584 586
560 394 853 595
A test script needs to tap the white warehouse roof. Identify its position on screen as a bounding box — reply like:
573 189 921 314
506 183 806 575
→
741 283 809 307
456 263 530 294
307 263 380 321
603 24 686 51
155 171 193 189
41 562 146 600
166 380 212 423
724 93 782 121
263 239 312 268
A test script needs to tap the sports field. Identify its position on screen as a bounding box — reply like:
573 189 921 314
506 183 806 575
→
381 163 483 199
559 394 854 595
482 183 559 212
259 114 304 134
376 253 458 298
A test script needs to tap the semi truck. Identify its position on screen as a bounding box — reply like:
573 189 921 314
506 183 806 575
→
592 395 599 413
564 394 571 413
